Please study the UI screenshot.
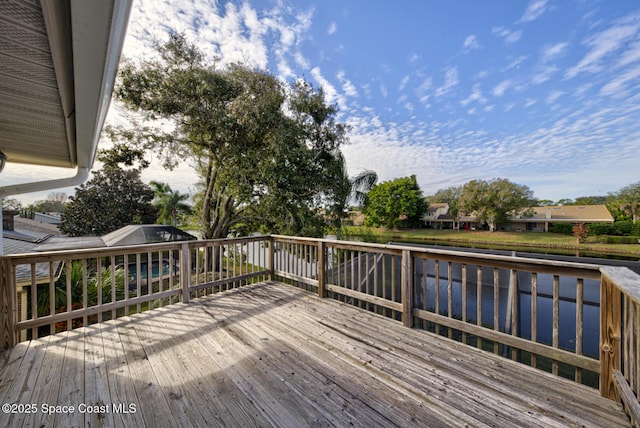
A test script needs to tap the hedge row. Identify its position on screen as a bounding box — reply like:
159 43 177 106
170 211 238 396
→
549 221 640 236
595 236 640 244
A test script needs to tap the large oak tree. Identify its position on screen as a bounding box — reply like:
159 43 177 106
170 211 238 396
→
458 178 535 231
111 34 350 238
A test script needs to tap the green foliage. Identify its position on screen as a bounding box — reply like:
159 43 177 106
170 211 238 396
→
150 181 192 226
60 145 156 236
37 262 126 321
112 34 350 239
458 178 535 231
588 221 640 236
599 236 640 244
549 223 574 234
363 175 426 228
573 195 607 205
536 199 555 207
613 181 640 223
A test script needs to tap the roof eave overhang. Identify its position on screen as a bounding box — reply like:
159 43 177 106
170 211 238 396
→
68 0 133 170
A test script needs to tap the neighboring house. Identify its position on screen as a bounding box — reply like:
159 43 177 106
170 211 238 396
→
2 212 63 339
505 205 614 232
34 224 197 252
422 203 454 229
428 203 614 232
33 212 62 226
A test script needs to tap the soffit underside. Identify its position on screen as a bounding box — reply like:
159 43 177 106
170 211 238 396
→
0 0 73 168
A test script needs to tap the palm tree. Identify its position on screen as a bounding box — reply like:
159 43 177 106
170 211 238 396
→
330 152 377 233
348 169 378 206
150 181 192 226
615 182 640 224
620 201 639 224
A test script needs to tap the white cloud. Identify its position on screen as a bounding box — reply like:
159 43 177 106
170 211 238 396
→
337 70 358 97
460 84 487 106
566 12 640 78
328 21 337 35
616 39 640 68
399 75 411 91
415 77 432 100
380 84 388 98
435 66 459 97
492 27 522 44
463 34 481 50
505 55 528 70
531 65 558 84
310 67 341 107
492 79 513 97
541 42 569 62
600 64 640 96
519 0 549 23
546 90 565 104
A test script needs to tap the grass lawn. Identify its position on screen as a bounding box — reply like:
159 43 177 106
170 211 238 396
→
340 226 640 257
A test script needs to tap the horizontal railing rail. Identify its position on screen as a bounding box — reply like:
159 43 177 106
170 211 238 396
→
0 235 271 348
270 235 639 405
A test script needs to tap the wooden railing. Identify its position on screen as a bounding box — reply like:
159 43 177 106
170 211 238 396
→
0 235 271 348
600 266 640 424
1 233 639 413
270 235 640 407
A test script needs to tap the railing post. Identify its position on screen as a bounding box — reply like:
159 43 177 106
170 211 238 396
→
0 258 15 349
401 249 413 328
268 237 275 281
181 242 191 303
317 241 325 298
600 273 621 400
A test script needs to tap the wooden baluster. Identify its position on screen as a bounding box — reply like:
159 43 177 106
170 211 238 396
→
599 275 621 400
402 250 413 328
0 258 16 348
317 241 325 298
575 278 584 383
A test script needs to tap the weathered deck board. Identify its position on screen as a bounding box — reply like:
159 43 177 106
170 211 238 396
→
0 281 630 427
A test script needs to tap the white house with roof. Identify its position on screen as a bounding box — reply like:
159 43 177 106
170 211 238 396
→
428 203 615 232
506 205 614 232
421 203 454 228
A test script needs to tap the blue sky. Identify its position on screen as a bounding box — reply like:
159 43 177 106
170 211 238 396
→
5 0 640 204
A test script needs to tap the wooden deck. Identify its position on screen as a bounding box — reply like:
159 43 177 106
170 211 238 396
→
0 281 629 427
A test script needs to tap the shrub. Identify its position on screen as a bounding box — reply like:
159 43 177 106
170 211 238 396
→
586 223 611 236
604 236 640 244
611 221 634 236
549 223 574 234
